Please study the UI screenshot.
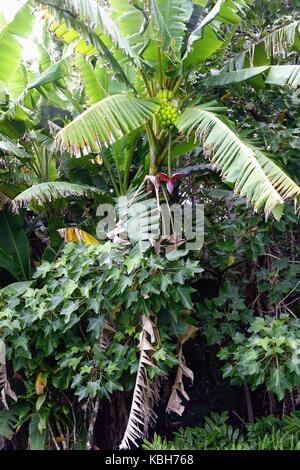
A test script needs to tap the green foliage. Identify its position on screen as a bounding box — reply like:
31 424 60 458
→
0 210 30 281
0 403 30 440
143 411 300 450
0 242 201 447
219 316 300 400
198 281 253 346
0 0 300 451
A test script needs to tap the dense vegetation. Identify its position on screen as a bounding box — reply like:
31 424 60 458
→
0 0 300 451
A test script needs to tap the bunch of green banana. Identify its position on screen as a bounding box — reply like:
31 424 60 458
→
157 89 178 130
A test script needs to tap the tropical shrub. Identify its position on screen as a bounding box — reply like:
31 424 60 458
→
218 316 300 401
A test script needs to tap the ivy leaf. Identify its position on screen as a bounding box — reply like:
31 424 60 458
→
61 300 79 323
87 315 106 338
267 367 289 401
63 279 78 298
177 286 193 309
87 381 101 398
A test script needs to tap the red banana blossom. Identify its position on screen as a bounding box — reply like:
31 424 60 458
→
157 172 181 194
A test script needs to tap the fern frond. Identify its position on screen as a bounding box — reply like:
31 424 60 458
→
54 94 159 153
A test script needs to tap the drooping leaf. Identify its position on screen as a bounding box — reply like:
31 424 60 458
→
204 65 300 88
13 182 107 208
262 19 300 57
54 94 159 153
204 66 270 86
177 105 300 219
222 20 300 73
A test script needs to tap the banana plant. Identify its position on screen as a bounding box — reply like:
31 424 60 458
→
34 0 300 220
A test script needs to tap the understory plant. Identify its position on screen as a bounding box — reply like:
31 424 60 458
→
143 411 300 450
218 315 300 401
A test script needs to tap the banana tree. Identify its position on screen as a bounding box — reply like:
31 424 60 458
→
34 0 300 220
0 6 109 213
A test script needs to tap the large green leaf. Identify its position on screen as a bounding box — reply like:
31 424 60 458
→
27 56 72 90
184 0 251 68
147 0 193 61
0 4 34 86
0 139 31 162
54 94 159 153
204 65 300 88
265 65 300 88
29 415 46 450
177 105 300 219
204 66 270 86
0 210 30 281
77 57 107 105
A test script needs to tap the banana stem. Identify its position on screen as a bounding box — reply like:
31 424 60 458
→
158 46 163 89
168 131 172 177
